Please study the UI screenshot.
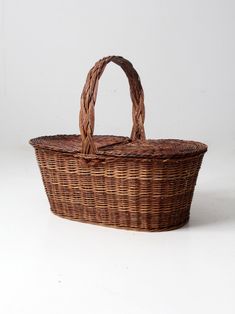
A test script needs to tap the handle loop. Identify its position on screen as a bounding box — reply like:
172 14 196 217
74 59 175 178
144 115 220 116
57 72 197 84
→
79 56 146 154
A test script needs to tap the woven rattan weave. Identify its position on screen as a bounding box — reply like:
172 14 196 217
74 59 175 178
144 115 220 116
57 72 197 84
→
30 56 207 231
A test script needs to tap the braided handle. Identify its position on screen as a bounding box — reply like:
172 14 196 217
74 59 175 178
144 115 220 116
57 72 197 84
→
79 56 146 154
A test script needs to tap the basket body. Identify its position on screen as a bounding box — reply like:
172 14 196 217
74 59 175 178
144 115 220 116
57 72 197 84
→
34 146 205 231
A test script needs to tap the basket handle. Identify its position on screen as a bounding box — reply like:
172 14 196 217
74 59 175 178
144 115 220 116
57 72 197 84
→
79 56 146 154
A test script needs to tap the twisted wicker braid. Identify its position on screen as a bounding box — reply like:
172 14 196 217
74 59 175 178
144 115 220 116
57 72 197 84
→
79 56 146 154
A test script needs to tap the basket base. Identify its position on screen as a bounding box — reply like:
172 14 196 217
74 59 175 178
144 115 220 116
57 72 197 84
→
50 207 190 232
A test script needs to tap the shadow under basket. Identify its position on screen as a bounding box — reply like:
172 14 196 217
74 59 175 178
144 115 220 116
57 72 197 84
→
30 56 207 232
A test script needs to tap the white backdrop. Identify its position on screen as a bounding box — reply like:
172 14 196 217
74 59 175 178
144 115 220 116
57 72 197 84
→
0 1 235 314
1 0 235 152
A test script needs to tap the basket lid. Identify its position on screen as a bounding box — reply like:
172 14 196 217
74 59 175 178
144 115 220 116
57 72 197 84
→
29 135 130 154
30 135 207 159
99 138 207 158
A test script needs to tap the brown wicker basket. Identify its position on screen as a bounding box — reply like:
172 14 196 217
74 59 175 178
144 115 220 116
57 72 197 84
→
30 56 207 231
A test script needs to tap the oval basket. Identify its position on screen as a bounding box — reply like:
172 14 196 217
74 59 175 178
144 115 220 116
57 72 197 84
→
30 56 207 231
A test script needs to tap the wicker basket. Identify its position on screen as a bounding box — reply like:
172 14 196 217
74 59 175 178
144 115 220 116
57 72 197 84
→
30 56 207 231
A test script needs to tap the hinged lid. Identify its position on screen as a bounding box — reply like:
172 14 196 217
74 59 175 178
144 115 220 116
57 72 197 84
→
29 135 130 154
30 135 207 159
98 138 207 158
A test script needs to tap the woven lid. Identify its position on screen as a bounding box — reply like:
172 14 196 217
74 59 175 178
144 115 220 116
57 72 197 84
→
29 135 129 153
30 135 207 159
99 138 207 158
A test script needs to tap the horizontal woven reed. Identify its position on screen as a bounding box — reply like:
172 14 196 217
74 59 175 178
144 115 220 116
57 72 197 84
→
30 56 207 231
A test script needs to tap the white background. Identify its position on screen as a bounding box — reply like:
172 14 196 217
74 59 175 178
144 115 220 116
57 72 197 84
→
0 0 235 313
